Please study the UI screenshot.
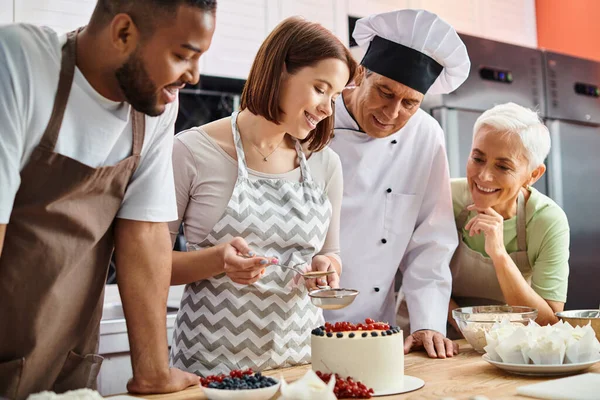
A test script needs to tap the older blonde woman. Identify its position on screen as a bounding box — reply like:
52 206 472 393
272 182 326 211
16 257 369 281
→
448 102 570 334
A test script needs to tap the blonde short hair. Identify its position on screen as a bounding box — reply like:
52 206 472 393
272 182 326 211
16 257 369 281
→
473 102 551 170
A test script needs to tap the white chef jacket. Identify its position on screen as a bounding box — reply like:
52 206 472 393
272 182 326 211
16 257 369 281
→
324 97 457 335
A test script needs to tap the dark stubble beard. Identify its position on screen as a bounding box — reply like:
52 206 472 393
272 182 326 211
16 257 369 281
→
115 48 163 117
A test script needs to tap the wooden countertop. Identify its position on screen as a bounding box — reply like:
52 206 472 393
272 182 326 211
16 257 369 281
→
127 340 600 400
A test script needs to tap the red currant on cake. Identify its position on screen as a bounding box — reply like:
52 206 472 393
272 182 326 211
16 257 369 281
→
316 371 375 398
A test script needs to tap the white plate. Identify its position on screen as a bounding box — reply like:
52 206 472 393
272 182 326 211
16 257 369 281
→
373 375 425 396
482 354 600 376
201 380 280 400
110 397 146 400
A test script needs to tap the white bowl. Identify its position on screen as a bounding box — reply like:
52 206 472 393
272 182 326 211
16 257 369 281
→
201 379 280 400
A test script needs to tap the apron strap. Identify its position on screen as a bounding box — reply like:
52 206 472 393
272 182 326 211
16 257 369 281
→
38 29 146 159
39 30 79 152
516 190 527 252
230 111 314 182
230 111 249 179
456 207 471 230
130 110 145 157
294 139 313 183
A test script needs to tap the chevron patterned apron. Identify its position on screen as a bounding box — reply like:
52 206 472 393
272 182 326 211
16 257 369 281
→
170 111 330 376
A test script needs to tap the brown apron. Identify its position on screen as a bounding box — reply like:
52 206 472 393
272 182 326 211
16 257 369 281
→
447 190 532 338
0 31 145 399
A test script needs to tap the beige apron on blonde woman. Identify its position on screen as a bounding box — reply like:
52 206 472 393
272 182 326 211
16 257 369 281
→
447 191 532 338
0 31 145 399
397 191 532 337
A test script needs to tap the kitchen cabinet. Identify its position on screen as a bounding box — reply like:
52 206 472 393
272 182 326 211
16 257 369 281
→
347 0 410 18
274 0 348 44
409 0 537 47
97 319 134 397
0 0 13 25
14 0 95 33
199 0 268 79
201 0 351 79
277 0 339 31
97 314 178 396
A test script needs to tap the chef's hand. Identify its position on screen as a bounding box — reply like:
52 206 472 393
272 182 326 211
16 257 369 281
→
304 255 340 291
127 367 199 394
465 205 507 260
404 330 458 359
221 237 275 285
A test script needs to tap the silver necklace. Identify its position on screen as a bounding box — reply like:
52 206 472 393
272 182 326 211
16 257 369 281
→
250 138 285 162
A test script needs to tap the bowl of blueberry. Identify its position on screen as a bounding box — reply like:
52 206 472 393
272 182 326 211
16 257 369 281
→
200 369 280 400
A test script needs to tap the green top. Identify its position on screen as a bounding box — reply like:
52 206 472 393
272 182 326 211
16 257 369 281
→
451 178 570 302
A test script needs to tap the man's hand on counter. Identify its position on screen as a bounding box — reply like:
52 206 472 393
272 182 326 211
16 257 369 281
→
115 219 198 395
404 329 459 359
127 367 200 394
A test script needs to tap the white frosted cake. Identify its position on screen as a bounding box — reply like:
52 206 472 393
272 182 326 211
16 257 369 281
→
311 320 404 395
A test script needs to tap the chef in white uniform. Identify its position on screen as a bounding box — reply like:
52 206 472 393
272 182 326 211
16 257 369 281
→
325 9 470 358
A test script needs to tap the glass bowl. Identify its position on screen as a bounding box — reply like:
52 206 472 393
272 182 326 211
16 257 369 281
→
452 305 538 353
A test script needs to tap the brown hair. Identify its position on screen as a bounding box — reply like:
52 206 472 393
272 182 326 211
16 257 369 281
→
241 17 357 152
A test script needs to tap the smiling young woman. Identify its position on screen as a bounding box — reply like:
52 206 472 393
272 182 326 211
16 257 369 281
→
166 17 357 377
